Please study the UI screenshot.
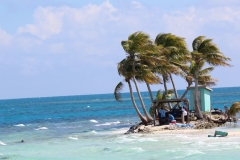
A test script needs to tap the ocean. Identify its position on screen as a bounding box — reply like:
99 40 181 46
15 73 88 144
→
0 87 240 160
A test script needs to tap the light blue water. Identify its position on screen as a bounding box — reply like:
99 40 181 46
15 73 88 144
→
0 87 240 159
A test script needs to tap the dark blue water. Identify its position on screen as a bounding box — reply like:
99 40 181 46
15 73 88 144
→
0 87 239 129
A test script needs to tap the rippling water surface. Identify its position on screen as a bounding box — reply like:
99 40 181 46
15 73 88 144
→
0 87 240 159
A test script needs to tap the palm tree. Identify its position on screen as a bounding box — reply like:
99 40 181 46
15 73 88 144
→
114 58 148 124
178 61 218 99
121 31 160 122
115 57 161 124
191 36 231 118
136 54 165 102
155 33 190 98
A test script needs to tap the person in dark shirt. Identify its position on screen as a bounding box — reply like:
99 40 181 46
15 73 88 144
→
158 107 166 125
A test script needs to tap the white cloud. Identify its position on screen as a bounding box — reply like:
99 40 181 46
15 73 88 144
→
18 6 64 40
132 1 142 8
162 6 203 40
0 28 12 46
17 1 118 40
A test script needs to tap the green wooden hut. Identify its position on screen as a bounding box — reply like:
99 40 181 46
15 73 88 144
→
189 86 212 112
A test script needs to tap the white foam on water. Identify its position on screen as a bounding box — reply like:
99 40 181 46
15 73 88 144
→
87 106 90 108
0 141 6 146
35 127 48 130
131 147 145 153
112 121 120 124
115 134 158 144
95 122 111 126
173 150 205 159
95 121 120 126
107 128 129 135
69 136 79 140
15 124 25 127
137 137 158 142
186 150 205 156
115 136 138 143
90 130 98 134
90 119 98 123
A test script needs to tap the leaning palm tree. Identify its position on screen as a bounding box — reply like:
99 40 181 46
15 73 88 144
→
155 33 190 98
191 36 231 118
121 31 159 122
114 58 148 124
136 53 165 102
178 61 218 99
115 57 161 124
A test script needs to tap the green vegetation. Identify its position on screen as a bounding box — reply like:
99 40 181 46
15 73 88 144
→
114 31 231 124
228 102 240 117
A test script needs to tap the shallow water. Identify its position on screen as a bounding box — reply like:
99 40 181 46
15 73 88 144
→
0 87 240 159
1 124 240 160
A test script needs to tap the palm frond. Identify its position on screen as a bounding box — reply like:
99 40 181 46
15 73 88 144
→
114 82 124 102
228 102 240 116
192 36 205 51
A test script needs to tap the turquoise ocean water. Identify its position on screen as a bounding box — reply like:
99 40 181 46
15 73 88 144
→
0 87 240 160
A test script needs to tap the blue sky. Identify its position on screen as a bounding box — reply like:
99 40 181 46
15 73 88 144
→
0 0 239 99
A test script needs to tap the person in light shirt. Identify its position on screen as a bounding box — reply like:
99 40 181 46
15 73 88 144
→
182 106 188 124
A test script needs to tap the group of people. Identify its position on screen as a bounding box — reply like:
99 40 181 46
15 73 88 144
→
158 106 188 125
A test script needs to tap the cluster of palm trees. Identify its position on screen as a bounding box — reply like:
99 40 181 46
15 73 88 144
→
114 31 231 125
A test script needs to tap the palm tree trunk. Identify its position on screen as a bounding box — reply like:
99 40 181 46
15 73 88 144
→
181 85 190 99
132 76 154 122
146 83 154 102
169 73 181 108
131 54 153 123
127 80 148 124
169 74 178 98
173 84 191 108
194 65 203 119
163 75 168 94
163 75 171 110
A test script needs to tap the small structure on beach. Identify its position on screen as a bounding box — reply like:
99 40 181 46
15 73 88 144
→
189 86 212 112
152 98 190 126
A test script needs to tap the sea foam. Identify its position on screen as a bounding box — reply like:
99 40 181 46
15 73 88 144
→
15 124 25 127
35 127 48 130
69 136 79 140
95 121 120 126
90 119 98 123
90 130 98 134
0 141 6 146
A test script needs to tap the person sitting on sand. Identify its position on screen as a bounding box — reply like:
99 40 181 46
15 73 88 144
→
158 107 166 125
181 107 188 124
167 113 175 123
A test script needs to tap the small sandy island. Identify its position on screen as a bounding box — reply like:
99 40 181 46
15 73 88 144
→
125 121 240 137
